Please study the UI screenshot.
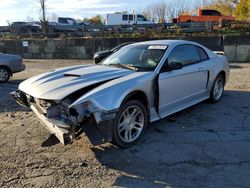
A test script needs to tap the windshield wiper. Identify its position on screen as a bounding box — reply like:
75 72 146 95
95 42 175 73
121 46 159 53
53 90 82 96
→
126 64 154 71
106 63 154 72
107 63 138 71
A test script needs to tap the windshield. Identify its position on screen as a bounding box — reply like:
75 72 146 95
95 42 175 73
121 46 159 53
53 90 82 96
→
102 44 167 71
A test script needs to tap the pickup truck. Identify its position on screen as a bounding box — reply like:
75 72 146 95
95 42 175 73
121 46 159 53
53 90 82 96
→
173 9 235 23
11 22 41 34
48 17 85 32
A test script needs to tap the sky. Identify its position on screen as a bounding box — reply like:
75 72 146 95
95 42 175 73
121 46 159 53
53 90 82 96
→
0 0 204 26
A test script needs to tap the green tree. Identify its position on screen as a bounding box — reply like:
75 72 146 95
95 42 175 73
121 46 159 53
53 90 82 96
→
89 15 103 25
205 0 238 15
83 15 103 25
234 0 250 20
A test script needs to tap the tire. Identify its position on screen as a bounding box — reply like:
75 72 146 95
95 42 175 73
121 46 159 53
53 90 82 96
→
112 100 148 148
0 67 10 83
209 74 225 103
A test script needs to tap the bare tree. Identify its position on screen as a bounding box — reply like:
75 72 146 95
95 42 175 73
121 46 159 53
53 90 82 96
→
39 0 48 35
140 7 155 22
139 0 207 23
154 1 168 24
40 0 46 23
141 1 168 24
177 0 190 15
6 20 12 26
167 0 190 21
167 0 179 20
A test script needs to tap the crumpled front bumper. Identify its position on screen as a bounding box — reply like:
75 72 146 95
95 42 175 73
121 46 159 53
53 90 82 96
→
30 105 75 145
11 90 116 146
11 90 75 145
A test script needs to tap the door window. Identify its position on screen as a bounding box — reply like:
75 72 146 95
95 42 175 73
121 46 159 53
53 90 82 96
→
67 19 74 25
58 18 67 24
137 15 147 21
168 45 201 66
129 15 134 21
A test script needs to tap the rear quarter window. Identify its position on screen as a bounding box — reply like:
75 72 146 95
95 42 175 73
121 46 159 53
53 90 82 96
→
196 46 209 61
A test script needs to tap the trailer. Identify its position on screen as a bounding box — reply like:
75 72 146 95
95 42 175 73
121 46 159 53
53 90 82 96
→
106 13 155 25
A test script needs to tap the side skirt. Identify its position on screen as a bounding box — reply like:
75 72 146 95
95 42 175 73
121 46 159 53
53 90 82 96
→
153 95 210 122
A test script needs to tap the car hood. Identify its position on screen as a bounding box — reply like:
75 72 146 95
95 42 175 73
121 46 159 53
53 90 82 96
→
19 64 133 100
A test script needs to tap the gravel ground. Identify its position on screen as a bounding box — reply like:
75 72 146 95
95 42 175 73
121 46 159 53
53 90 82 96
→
0 60 250 188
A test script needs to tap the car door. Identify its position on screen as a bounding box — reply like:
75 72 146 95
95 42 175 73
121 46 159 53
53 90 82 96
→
158 44 209 118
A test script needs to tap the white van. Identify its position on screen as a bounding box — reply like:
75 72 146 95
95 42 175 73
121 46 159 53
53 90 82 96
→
106 14 155 25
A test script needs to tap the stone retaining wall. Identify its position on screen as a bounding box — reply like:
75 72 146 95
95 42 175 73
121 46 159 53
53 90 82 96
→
0 36 249 62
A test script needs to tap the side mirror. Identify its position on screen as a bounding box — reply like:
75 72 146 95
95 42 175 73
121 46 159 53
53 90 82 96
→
93 51 113 64
161 62 183 72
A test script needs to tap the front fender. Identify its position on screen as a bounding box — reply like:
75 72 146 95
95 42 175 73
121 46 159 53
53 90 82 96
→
69 71 156 121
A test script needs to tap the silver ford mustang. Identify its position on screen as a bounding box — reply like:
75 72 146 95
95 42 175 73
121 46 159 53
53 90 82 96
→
12 40 230 148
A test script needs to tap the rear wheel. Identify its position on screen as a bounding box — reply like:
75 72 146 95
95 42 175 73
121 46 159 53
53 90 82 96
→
112 100 147 148
0 67 10 83
209 74 225 103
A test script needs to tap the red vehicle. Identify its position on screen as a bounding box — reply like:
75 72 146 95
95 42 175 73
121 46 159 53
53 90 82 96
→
174 9 235 23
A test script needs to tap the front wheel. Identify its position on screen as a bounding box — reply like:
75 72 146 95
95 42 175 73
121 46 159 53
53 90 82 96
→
112 100 148 148
209 74 225 103
0 67 10 83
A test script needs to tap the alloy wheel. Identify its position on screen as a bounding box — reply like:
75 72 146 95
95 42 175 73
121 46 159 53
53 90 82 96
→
0 68 9 82
118 105 145 143
213 76 224 100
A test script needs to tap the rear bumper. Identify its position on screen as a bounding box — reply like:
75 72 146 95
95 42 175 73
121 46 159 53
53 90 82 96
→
21 64 25 71
11 64 25 74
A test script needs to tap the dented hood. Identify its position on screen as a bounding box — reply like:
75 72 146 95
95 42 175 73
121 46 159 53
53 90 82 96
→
19 64 133 100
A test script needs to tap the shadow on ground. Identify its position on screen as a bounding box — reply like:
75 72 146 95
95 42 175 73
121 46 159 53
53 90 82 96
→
90 90 250 187
0 79 29 113
230 64 243 69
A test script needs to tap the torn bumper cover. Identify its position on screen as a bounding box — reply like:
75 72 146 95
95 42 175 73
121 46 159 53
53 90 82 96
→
11 90 117 146
31 105 75 145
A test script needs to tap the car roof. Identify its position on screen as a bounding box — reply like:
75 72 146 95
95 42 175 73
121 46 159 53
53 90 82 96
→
131 40 201 47
128 39 216 58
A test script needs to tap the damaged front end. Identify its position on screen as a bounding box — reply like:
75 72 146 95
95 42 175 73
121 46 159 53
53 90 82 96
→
11 90 118 145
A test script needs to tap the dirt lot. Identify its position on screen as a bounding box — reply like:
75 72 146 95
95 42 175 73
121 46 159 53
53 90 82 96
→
0 60 250 188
